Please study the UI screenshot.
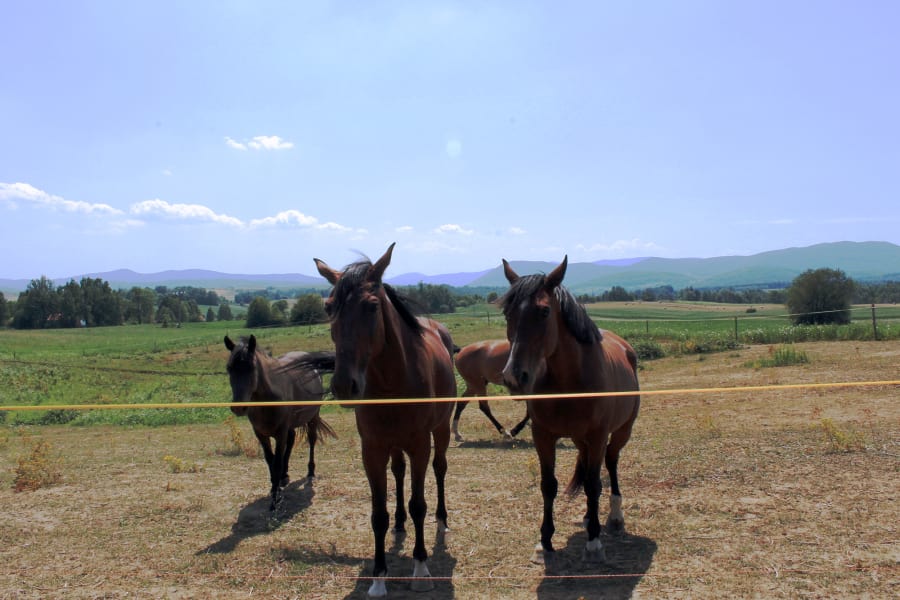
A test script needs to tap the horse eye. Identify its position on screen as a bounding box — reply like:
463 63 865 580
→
539 305 551 318
365 297 379 313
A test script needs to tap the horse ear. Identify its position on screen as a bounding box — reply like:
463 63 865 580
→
368 242 395 282
248 335 257 353
314 258 341 285
502 259 520 284
224 335 235 351
545 255 568 290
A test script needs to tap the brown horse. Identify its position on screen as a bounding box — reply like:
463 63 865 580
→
224 335 335 512
313 243 456 597
452 339 530 441
498 257 640 565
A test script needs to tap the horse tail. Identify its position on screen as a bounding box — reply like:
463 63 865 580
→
312 414 338 440
565 455 587 497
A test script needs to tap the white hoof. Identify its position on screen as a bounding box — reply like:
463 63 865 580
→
410 560 434 592
367 577 387 597
530 542 551 565
606 494 625 534
502 429 513 441
582 537 606 563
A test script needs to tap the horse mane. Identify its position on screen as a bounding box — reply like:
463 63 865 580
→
499 274 601 345
329 259 424 336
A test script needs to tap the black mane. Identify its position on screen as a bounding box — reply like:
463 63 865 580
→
499 274 601 345
328 259 424 335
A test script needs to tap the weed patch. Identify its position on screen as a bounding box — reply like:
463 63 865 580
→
13 437 63 492
818 418 867 453
746 344 809 368
163 455 204 473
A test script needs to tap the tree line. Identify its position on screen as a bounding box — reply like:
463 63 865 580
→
1 271 897 329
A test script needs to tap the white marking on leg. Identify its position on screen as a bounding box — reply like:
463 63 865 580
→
586 538 603 552
367 577 387 597
609 494 624 522
410 560 434 592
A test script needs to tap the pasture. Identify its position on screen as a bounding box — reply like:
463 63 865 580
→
0 307 898 598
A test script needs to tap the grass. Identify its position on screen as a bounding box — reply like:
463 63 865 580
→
0 301 897 427
12 433 63 491
745 344 810 368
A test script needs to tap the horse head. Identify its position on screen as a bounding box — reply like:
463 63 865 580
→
314 243 396 400
498 256 568 394
224 334 259 416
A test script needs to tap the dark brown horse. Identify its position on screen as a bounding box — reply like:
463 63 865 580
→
499 257 640 565
224 335 335 512
452 339 530 441
313 243 456 597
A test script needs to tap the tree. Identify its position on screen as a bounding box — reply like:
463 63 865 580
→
217 303 234 321
206 307 216 323
245 296 273 328
786 268 854 325
0 292 9 327
12 276 59 329
290 293 327 325
125 287 156 324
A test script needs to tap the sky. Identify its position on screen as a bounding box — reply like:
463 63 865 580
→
2 1 899 281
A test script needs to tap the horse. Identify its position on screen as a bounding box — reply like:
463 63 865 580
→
224 334 336 512
452 339 530 441
311 243 457 597
498 256 640 565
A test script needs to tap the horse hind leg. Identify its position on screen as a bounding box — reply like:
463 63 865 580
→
604 427 632 535
581 459 606 563
305 419 318 480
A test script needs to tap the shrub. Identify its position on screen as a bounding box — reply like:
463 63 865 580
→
14 438 63 492
746 344 809 368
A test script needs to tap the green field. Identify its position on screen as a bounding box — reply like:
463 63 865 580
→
1 302 898 426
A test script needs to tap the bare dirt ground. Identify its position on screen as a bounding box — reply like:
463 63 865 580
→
1 341 898 599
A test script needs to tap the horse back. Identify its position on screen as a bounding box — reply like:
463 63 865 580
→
456 339 509 387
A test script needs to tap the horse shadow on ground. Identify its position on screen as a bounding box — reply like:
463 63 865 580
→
197 477 316 555
455 437 534 450
536 529 657 599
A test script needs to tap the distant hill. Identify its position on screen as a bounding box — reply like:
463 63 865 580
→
1 241 898 297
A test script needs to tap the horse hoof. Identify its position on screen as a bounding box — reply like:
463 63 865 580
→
530 543 554 565
410 560 433 592
605 516 626 535
453 433 464 442
279 476 290 488
502 430 513 441
367 577 387 597
582 538 606 563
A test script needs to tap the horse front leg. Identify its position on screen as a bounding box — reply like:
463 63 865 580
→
362 441 391 598
254 432 280 511
531 427 558 565
582 453 605 563
390 447 407 535
451 400 468 442
280 427 296 487
407 435 434 592
509 413 531 437
478 400 510 438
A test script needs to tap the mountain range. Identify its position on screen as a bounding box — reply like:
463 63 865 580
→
2 241 898 297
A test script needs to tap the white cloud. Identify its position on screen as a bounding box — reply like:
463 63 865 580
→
434 223 474 235
130 199 244 227
445 138 462 158
248 135 294 150
396 225 414 233
0 182 123 215
162 169 173 176
508 226 526 235
576 238 663 254
227 135 294 151
224 136 247 150
249 209 318 228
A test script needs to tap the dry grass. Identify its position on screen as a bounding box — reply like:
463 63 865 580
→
0 340 898 598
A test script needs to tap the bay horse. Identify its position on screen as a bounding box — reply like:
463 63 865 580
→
498 257 640 565
452 339 530 441
224 334 335 512
313 243 456 597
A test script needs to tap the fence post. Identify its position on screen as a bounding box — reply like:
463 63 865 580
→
734 316 738 342
645 320 649 335
871 304 879 341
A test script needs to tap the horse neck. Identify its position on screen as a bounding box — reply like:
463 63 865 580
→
252 350 280 400
544 310 594 388
368 299 418 384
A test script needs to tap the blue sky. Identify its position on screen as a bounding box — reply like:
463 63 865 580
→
2 1 898 280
